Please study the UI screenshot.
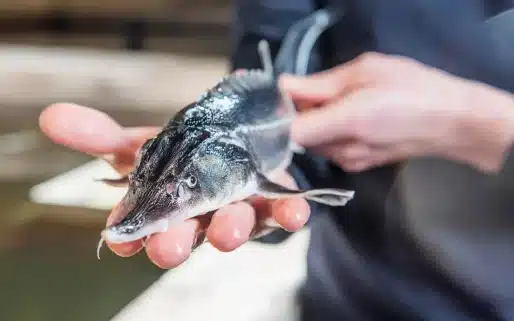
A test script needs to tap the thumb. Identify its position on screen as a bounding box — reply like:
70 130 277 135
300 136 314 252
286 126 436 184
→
39 103 160 155
290 89 377 147
39 103 127 155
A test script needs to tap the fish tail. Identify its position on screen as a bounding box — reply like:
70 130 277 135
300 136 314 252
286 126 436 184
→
273 5 345 76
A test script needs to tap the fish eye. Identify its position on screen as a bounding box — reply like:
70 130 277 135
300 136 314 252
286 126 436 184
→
185 175 197 188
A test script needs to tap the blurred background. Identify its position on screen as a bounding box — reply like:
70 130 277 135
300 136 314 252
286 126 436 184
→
0 1 308 321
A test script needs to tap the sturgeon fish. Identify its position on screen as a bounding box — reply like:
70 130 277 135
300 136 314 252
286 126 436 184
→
96 7 354 258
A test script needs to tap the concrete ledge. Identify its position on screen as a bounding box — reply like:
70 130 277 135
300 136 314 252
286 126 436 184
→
28 158 308 321
29 159 126 212
112 230 309 321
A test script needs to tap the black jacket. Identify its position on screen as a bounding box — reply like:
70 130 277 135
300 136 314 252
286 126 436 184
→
231 1 514 320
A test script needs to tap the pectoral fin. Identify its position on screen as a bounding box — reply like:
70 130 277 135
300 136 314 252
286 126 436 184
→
95 176 129 187
256 174 354 206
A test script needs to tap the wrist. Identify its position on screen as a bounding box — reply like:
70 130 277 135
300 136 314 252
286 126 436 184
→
448 82 514 173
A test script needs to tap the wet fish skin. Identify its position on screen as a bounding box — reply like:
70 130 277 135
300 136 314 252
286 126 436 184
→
96 6 355 256
100 115 265 246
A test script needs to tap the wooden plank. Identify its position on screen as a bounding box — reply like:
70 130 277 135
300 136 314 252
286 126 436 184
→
0 13 231 35
0 33 231 56
0 2 231 25
0 0 232 18
0 0 50 13
0 44 228 114
64 0 232 21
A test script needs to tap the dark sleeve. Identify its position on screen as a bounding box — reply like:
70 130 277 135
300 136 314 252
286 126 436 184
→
230 0 323 72
496 143 514 196
230 0 346 244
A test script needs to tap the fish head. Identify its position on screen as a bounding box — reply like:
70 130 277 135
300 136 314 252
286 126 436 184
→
100 165 200 244
100 130 255 244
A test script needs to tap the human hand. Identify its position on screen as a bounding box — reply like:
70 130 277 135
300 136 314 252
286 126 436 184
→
280 52 514 173
39 103 310 268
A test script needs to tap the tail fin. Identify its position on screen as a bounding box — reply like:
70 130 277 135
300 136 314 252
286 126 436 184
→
273 6 345 76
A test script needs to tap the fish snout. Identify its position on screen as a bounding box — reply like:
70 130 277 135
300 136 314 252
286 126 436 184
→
100 214 169 244
100 225 137 244
96 223 144 259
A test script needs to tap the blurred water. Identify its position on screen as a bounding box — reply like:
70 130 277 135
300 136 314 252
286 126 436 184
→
0 127 164 321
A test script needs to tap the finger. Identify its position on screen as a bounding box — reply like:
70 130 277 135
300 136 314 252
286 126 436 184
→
291 88 380 147
233 68 247 74
340 145 408 172
206 202 256 252
291 98 355 147
144 219 200 269
341 154 392 172
107 240 144 258
39 103 125 154
313 141 371 165
121 127 162 154
247 196 310 239
341 159 373 172
269 197 310 232
310 139 396 172
295 100 319 112
102 127 161 175
39 102 160 156
279 53 383 104
250 172 311 233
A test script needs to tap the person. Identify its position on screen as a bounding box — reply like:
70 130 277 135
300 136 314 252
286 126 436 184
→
38 1 514 320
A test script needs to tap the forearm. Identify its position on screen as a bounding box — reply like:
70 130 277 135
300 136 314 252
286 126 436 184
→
445 80 514 175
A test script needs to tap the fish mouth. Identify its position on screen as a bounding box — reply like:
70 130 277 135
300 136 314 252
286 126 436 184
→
101 217 169 244
96 216 169 259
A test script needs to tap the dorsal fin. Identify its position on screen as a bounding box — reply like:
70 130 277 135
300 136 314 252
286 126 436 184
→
207 69 274 98
258 39 274 76
205 39 275 97
196 6 344 102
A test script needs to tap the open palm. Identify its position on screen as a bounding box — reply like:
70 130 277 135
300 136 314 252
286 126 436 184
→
39 103 310 268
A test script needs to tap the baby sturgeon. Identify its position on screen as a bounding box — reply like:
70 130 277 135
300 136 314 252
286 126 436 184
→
96 7 354 258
